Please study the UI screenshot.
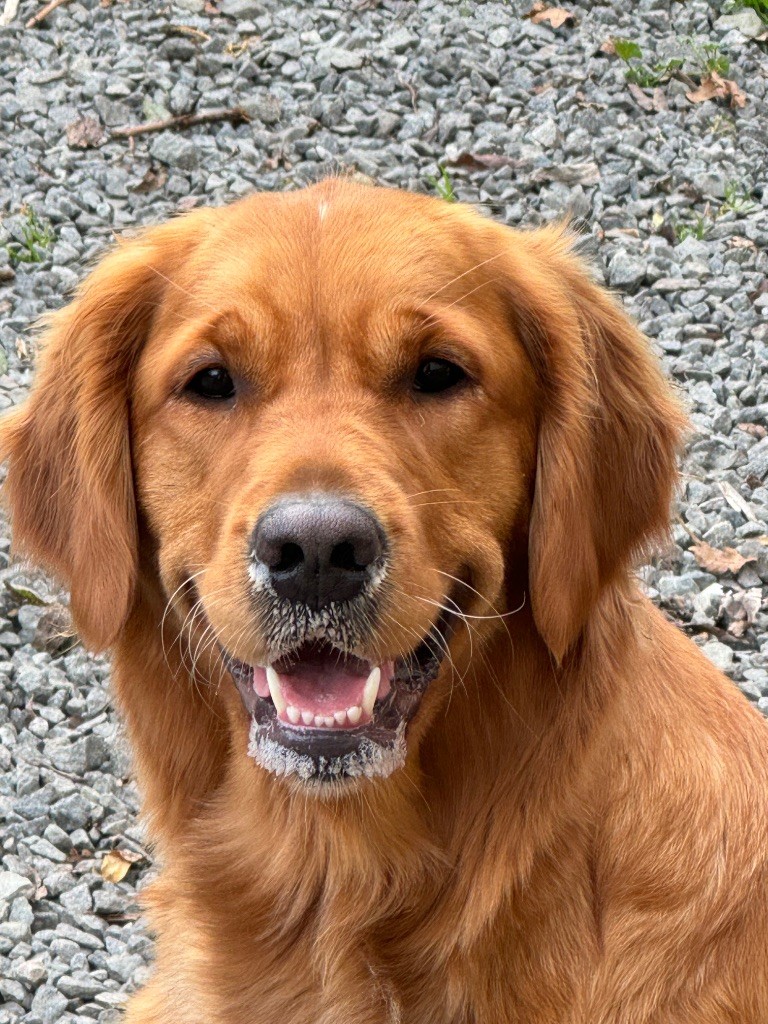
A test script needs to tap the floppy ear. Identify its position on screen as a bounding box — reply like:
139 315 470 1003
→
507 227 686 663
0 215 211 650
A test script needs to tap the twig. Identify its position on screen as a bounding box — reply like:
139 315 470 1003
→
26 0 71 28
112 106 249 138
397 74 419 113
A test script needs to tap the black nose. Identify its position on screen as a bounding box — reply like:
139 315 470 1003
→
251 497 387 609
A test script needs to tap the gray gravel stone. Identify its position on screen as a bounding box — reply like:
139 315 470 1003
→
0 871 35 902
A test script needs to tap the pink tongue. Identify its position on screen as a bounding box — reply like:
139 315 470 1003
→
251 655 393 716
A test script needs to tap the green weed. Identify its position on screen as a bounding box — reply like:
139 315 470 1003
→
6 207 55 267
613 37 731 89
674 214 712 242
719 180 755 215
428 166 458 203
613 39 683 87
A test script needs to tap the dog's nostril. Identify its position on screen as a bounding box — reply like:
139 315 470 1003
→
274 542 304 574
329 541 366 573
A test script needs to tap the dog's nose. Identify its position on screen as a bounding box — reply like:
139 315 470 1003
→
251 498 386 609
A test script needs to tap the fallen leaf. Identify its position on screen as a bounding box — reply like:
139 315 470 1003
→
696 540 753 573
687 72 747 109
532 161 601 186
738 422 767 439
600 38 617 55
447 152 528 172
628 83 655 111
719 480 758 522
526 3 575 28
131 164 168 194
66 116 105 149
690 540 754 575
101 849 144 883
652 87 668 111
730 236 757 250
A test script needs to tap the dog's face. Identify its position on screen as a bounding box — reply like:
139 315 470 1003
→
0 181 683 787
131 188 537 781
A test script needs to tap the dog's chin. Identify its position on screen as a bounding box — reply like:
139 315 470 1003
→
222 618 452 786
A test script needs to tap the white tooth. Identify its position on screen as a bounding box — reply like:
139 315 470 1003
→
265 665 286 714
347 705 362 725
361 666 381 718
322 716 335 729
314 714 325 728
334 710 347 725
301 710 314 726
286 706 301 725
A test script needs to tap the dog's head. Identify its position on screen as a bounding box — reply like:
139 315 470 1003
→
0 181 684 786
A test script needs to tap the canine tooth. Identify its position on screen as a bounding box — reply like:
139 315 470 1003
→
301 710 314 726
265 666 286 714
286 706 301 725
347 705 362 725
334 709 347 725
361 666 381 718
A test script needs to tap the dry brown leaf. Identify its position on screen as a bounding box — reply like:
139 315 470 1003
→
66 116 105 149
101 849 143 883
526 3 575 27
448 152 528 172
652 87 668 111
131 164 168 194
730 236 757 250
628 83 655 112
687 72 747 109
690 540 754 575
738 422 767 439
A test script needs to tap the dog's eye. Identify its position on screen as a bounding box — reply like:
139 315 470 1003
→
413 358 467 394
184 366 236 401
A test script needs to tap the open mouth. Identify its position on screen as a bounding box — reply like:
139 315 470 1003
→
223 609 454 784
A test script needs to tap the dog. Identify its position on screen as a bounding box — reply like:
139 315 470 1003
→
2 179 768 1023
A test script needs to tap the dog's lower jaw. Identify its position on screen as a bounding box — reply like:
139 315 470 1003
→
248 716 408 784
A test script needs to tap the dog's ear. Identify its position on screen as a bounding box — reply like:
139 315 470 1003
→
0 215 211 650
506 227 686 663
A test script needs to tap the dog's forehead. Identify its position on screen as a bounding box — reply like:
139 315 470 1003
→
185 183 497 320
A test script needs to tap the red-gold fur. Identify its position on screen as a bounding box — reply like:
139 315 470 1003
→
3 180 768 1022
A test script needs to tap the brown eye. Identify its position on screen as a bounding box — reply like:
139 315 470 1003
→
184 366 235 401
414 358 467 394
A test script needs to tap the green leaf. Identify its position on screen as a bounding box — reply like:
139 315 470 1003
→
613 38 643 61
5 581 50 607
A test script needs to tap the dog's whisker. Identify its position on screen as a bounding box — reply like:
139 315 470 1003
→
421 249 505 305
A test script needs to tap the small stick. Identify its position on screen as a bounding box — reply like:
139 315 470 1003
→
113 106 250 138
26 0 71 28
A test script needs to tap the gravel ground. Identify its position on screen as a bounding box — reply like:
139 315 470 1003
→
0 0 767 1019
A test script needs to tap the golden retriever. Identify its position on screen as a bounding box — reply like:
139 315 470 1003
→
2 179 768 1024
